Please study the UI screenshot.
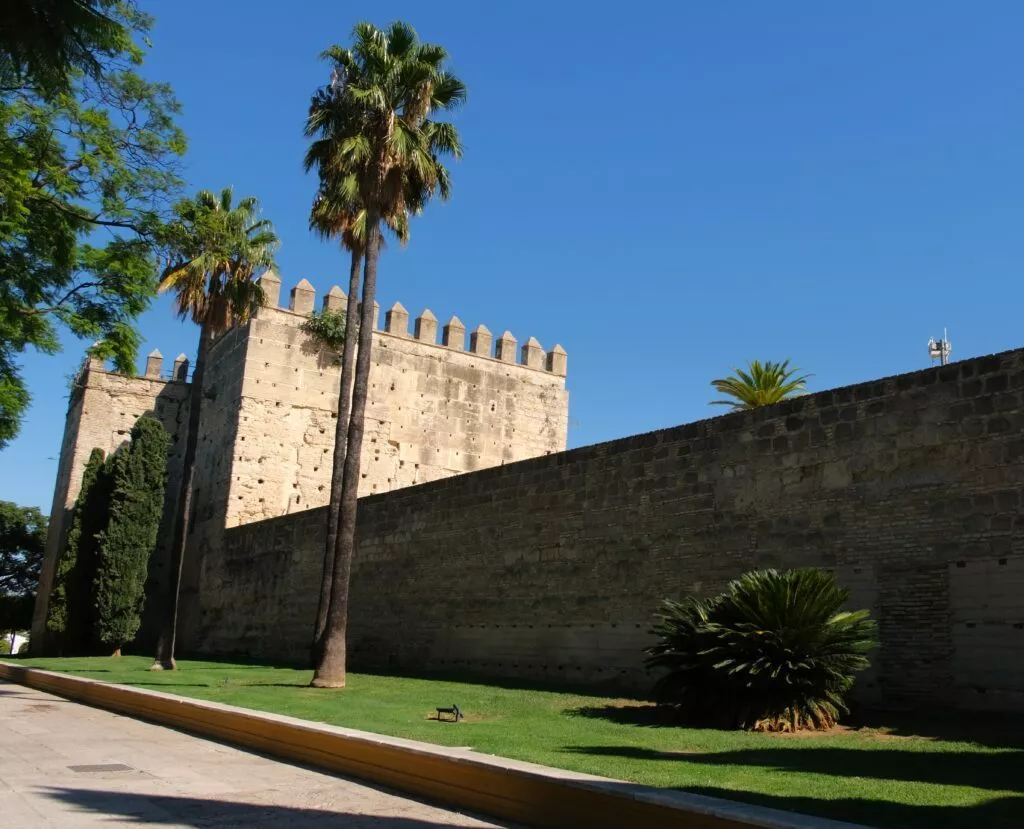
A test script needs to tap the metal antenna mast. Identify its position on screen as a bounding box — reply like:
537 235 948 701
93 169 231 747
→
927 329 952 366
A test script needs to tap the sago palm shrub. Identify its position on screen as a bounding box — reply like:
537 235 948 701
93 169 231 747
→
645 569 877 731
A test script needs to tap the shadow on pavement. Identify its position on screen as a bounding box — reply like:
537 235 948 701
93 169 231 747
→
40 787 501 827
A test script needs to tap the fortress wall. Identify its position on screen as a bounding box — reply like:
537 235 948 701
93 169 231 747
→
192 348 1024 710
31 355 191 647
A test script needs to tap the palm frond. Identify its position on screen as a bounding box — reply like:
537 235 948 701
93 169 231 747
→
710 360 811 411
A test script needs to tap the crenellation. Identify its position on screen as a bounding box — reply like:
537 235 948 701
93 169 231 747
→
521 336 544 370
470 324 492 357
414 309 438 344
172 353 189 381
145 349 163 379
290 278 315 314
547 344 568 376
384 302 409 336
323 285 346 312
443 316 466 350
495 331 517 363
259 270 281 308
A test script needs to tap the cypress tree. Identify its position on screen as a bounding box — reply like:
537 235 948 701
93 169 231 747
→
94 417 170 656
46 447 110 653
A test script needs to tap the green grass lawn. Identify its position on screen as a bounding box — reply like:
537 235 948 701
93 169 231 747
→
10 656 1023 829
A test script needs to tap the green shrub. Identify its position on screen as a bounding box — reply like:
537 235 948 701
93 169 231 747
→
302 309 349 354
94 417 170 655
645 568 877 731
46 447 111 653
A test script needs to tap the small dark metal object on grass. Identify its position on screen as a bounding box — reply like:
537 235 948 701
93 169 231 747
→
436 704 462 722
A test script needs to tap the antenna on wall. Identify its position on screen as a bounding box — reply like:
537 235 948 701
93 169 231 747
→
927 329 952 366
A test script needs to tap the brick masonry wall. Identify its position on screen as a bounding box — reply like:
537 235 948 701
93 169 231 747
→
190 347 1024 710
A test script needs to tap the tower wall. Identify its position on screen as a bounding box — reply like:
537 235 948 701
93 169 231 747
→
217 276 569 527
30 355 190 649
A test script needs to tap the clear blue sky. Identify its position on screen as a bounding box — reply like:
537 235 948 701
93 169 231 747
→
4 0 1024 511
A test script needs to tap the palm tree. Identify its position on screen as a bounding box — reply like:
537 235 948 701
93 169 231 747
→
710 360 811 411
302 182 367 663
307 22 464 688
303 72 455 665
151 187 279 670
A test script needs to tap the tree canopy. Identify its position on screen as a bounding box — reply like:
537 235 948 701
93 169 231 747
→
0 1 185 448
0 500 47 633
94 416 169 654
0 1 141 94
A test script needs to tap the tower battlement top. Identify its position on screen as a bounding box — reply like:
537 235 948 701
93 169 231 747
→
258 271 568 377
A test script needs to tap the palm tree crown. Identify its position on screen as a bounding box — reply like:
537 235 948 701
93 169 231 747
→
710 359 811 411
159 187 279 335
305 21 465 227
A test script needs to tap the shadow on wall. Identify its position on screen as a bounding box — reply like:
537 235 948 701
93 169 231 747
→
40 788 495 828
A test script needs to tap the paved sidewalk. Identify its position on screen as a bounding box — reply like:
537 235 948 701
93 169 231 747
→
0 680 509 827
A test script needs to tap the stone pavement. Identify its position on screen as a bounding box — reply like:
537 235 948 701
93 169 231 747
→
0 680 509 827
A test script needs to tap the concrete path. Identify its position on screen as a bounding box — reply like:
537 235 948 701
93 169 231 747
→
0 680 509 827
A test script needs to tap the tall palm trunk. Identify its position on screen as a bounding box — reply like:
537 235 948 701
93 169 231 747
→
151 323 211 670
312 215 381 687
312 246 363 663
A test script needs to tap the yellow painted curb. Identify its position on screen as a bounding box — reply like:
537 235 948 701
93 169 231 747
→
0 663 861 829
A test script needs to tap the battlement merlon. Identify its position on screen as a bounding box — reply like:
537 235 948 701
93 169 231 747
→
254 272 569 378
75 348 192 388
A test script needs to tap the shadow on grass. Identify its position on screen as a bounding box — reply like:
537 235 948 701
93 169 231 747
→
350 663 645 700
847 709 1024 751
565 744 1024 793
40 788 493 828
570 702 1024 751
676 785 1024 829
566 703 675 728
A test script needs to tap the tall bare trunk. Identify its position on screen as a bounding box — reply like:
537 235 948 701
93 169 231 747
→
311 246 363 664
312 216 381 687
151 323 212 670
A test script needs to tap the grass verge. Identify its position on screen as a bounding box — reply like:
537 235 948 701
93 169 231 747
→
11 656 1024 829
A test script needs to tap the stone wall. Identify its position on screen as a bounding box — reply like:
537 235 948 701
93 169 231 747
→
31 356 191 648
190 348 1024 710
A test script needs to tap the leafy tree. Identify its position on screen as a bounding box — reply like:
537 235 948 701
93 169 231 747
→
0 0 137 94
153 187 279 669
0 500 47 642
306 22 464 688
646 569 877 731
710 360 811 411
0 2 185 448
45 446 105 649
94 416 169 655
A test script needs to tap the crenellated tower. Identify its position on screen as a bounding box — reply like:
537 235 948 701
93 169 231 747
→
195 271 569 533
